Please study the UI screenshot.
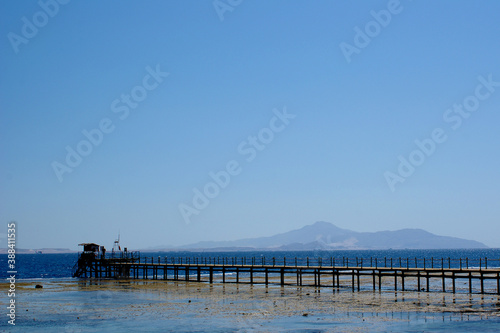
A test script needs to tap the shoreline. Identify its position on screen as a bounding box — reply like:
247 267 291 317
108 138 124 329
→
2 279 499 332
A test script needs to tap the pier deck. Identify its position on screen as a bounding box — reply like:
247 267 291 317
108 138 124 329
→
74 255 500 295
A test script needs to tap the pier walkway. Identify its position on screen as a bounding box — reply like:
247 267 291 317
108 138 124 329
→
74 255 500 295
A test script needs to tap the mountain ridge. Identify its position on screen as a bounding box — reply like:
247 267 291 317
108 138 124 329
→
175 221 487 250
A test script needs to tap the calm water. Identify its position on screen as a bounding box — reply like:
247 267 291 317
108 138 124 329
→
1 249 500 332
2 248 500 280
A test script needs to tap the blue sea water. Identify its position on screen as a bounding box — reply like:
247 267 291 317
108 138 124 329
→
2 248 500 280
2 249 500 332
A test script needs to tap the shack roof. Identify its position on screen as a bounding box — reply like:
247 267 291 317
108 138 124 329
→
78 243 101 252
78 243 100 247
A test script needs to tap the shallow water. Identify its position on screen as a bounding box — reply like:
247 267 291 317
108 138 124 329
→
1 279 499 332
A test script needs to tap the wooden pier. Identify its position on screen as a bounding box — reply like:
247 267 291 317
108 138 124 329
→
73 250 500 295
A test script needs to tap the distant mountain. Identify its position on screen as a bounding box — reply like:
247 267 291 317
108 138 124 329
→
178 221 487 250
0 248 74 254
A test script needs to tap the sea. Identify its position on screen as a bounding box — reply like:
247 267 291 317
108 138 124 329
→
1 249 500 332
2 248 500 280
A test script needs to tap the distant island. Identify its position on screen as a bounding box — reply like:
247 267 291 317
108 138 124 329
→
168 221 487 251
2 222 487 253
0 248 74 254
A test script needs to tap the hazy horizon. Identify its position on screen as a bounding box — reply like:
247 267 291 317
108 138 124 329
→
1 1 499 250
3 220 495 252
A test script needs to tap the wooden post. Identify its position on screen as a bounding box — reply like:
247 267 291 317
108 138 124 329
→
222 267 225 283
357 270 360 291
497 272 500 295
426 272 430 292
469 272 472 293
417 271 420 291
352 270 355 292
401 271 405 291
281 268 285 286
209 267 213 284
497 272 499 295
378 271 382 291
236 267 239 283
480 272 484 294
394 271 397 291
452 272 456 293
372 271 376 290
442 271 445 292
197 267 201 282
318 269 321 287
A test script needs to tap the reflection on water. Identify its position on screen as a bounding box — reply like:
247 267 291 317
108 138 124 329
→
2 279 499 332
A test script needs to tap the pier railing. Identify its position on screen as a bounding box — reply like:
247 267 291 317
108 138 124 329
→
74 254 500 294
108 251 141 261
134 256 500 270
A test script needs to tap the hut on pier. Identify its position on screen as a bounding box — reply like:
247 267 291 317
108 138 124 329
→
73 241 140 278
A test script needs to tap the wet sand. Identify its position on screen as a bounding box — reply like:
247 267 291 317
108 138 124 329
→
2 279 500 332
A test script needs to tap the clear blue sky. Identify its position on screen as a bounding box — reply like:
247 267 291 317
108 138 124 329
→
1 0 499 250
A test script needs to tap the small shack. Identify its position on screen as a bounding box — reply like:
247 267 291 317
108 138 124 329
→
79 243 100 253
73 241 139 278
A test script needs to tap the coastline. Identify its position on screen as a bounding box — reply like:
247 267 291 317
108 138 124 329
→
2 279 499 332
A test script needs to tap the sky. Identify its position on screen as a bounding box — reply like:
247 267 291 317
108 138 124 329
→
1 0 499 251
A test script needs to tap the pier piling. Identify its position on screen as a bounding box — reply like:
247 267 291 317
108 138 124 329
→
73 253 500 295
